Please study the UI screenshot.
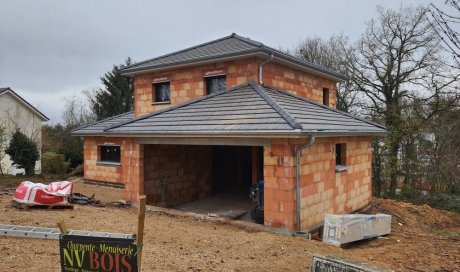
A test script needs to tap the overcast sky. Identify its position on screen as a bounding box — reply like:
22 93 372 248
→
0 0 440 123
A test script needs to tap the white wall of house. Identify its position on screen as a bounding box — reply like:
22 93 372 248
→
0 91 46 175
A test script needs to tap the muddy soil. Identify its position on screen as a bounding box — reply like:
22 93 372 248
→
0 179 459 271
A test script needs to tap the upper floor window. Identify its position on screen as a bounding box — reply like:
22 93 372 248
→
99 145 120 163
206 75 226 94
335 143 347 172
322 88 330 106
154 82 170 103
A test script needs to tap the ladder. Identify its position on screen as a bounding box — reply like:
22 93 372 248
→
0 224 135 240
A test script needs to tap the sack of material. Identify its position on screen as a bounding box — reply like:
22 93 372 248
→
13 181 73 205
323 213 392 246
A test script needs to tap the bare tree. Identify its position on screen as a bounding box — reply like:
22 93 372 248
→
0 125 7 175
346 5 460 196
62 95 95 130
428 0 460 66
293 35 359 112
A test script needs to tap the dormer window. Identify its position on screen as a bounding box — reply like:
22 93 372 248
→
206 75 226 94
153 81 170 103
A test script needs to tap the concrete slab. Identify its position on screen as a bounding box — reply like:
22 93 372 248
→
175 193 255 222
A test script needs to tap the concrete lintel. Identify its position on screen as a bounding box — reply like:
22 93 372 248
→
136 137 271 146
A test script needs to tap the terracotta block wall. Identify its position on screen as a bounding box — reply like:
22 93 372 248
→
133 58 259 116
263 138 299 230
83 136 144 203
263 137 372 231
83 137 123 183
143 145 213 206
298 136 372 230
121 138 144 203
133 58 340 117
262 62 337 108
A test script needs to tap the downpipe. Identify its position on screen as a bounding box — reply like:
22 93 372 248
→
259 54 274 85
295 136 316 232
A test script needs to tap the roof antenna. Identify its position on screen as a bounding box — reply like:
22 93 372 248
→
259 53 274 85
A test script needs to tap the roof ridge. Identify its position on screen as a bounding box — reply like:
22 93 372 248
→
104 82 253 131
248 82 303 130
231 33 264 47
263 86 386 130
71 111 134 133
122 33 242 71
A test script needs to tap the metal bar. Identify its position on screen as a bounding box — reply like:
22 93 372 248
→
0 224 134 240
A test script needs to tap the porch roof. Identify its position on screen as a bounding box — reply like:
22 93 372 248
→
72 82 386 137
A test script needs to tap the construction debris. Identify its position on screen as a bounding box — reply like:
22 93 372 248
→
68 193 100 205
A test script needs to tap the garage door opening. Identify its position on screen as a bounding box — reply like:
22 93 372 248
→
177 146 264 222
144 144 264 223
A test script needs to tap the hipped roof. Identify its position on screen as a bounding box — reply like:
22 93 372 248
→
120 33 348 82
72 82 386 137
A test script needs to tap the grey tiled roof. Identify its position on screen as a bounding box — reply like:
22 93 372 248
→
0 87 49 121
71 111 134 135
120 33 347 81
76 82 385 137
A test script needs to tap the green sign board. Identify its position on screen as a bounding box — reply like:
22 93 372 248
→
59 234 138 272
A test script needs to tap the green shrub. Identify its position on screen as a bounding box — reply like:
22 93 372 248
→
424 193 460 214
42 152 69 176
5 131 39 176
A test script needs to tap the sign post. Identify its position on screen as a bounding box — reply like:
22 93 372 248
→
56 194 147 272
137 195 146 272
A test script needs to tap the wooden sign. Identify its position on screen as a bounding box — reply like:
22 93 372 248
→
59 234 138 272
203 69 225 77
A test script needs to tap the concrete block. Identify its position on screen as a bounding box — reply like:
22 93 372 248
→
323 214 392 246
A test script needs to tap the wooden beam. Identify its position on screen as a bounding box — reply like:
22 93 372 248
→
57 219 68 235
137 195 147 271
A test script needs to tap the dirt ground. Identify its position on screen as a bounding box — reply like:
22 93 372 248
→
0 177 459 271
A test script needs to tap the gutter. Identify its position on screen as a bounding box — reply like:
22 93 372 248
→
295 136 316 232
259 54 274 85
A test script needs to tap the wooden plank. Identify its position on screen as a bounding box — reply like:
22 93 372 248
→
137 195 147 272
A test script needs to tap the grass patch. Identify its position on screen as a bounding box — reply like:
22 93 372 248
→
432 230 460 237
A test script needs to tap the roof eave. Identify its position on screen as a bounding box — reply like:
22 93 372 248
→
267 51 348 82
72 130 386 138
120 49 265 76
120 49 348 82
309 131 387 137
73 130 308 138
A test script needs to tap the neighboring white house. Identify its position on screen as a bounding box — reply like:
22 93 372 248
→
0 87 49 175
